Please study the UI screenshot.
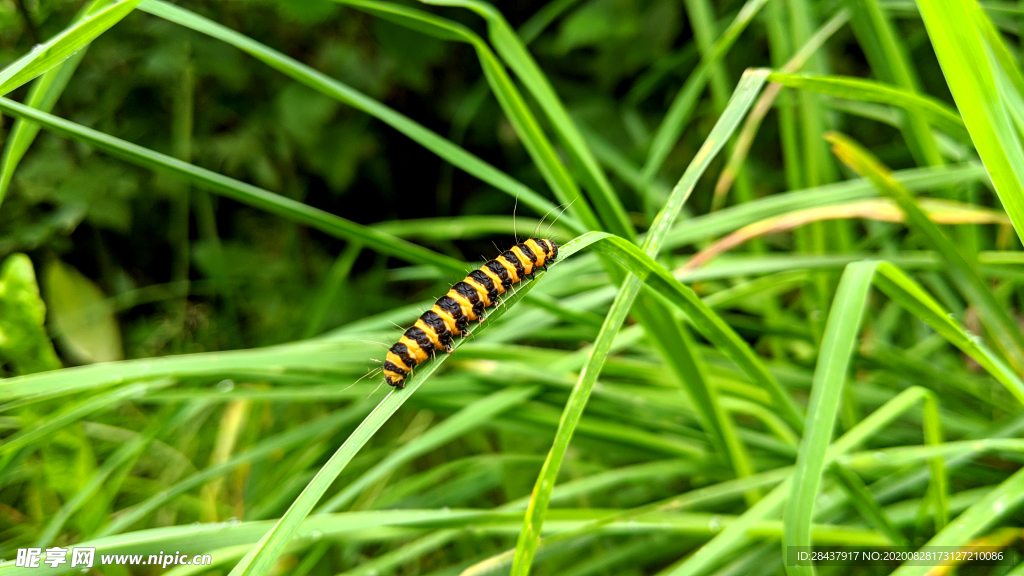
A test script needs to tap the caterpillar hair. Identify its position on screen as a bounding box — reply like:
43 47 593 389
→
382 238 559 389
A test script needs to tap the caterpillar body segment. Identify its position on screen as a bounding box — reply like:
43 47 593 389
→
383 238 558 388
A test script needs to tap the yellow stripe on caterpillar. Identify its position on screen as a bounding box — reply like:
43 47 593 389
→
385 351 412 373
463 277 493 306
525 239 547 266
495 255 521 283
446 289 479 321
414 319 443 349
398 336 429 363
478 266 507 294
431 304 460 334
510 246 534 274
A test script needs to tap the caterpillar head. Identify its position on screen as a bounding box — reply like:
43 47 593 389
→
545 239 558 261
532 238 559 264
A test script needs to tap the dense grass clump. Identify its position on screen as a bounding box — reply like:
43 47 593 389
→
1 0 1024 575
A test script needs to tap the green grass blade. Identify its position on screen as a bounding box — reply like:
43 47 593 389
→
668 386 933 575
372 216 570 242
510 69 770 576
340 460 700 576
840 439 1024 469
335 0 602 232
970 2 1024 105
0 0 141 97
641 0 770 182
872 262 1024 403
465 468 788 575
302 243 362 338
0 339 376 402
508 275 640 576
419 0 636 240
827 132 1024 376
0 508 891 576
33 404 196 547
829 463 908 545
0 379 170 456
845 0 943 166
630 297 756 501
783 261 878 576
767 72 969 142
95 402 373 537
0 97 468 275
557 232 804 429
137 0 577 233
317 386 537 512
889 467 1024 576
714 9 849 205
34 434 149 545
0 510 524 576
683 0 732 113
0 0 102 204
581 124 673 213
666 163 988 250
502 229 810 572
645 70 769 253
921 393 948 530
915 0 1024 244
224 270 545 576
10 3 1024 574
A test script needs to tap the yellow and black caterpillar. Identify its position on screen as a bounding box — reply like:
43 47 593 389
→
383 238 559 388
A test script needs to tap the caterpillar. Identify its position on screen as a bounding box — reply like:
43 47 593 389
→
383 238 559 389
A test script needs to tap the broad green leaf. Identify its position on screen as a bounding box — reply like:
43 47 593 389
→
44 259 122 364
0 254 60 375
